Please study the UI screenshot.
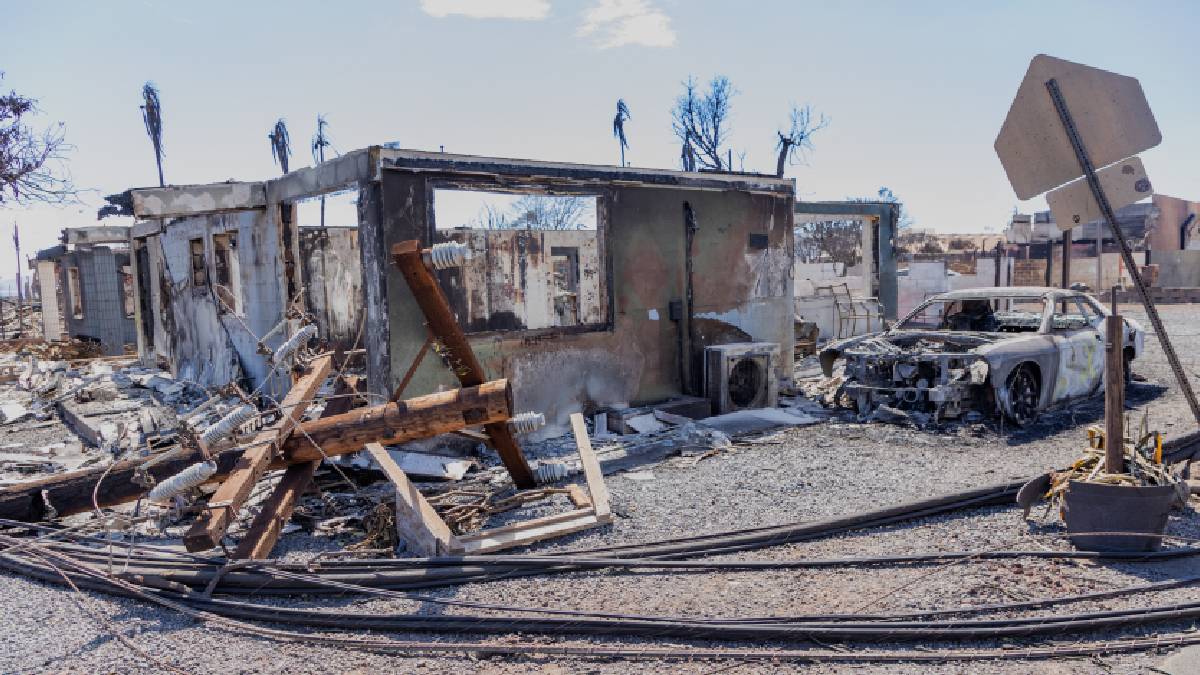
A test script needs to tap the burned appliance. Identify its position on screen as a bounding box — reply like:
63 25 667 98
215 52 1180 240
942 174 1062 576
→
704 342 780 414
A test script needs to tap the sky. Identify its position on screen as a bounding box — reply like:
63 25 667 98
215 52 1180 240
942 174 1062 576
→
3 0 1199 286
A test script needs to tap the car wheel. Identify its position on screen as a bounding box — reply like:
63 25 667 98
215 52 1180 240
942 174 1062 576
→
1005 365 1040 427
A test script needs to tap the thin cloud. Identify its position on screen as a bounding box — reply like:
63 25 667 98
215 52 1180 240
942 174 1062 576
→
577 0 677 49
420 0 551 20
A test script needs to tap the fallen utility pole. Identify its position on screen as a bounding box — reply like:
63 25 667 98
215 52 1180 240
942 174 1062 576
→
392 240 536 488
233 375 360 560
0 379 514 523
183 355 333 552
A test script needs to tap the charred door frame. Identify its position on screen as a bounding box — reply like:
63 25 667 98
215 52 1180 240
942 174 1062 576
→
794 201 899 320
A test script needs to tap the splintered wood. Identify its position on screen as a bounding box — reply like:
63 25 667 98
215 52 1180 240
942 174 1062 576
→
183 355 332 552
380 412 612 556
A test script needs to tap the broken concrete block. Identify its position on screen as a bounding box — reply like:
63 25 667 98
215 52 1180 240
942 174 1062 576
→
625 413 667 435
0 404 30 425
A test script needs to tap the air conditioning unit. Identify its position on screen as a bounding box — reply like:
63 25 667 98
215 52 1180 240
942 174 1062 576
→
704 342 780 414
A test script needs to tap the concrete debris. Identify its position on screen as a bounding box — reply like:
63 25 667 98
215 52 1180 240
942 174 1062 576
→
351 449 476 481
625 413 667 435
0 403 30 425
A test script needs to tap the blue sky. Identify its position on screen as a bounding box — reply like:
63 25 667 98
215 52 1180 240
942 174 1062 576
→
3 0 1199 284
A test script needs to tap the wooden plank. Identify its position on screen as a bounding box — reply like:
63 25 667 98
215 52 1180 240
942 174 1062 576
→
183 355 332 552
233 375 359 560
391 240 535 488
453 508 596 543
365 443 455 557
230 463 316 559
565 484 592 509
571 413 611 520
452 512 602 554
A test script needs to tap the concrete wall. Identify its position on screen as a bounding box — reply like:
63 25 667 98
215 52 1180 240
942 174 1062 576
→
373 170 794 437
143 211 288 393
1148 194 1200 252
56 247 136 355
434 229 604 332
1150 250 1200 288
299 226 364 350
36 260 62 340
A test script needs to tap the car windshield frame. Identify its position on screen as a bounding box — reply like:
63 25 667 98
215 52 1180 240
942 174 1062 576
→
896 294 1051 333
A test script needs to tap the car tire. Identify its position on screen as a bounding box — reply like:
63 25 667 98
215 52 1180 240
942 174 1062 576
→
1005 364 1040 427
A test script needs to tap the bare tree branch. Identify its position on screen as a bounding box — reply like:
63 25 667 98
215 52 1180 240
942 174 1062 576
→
469 194 590 231
0 72 75 204
775 104 829 177
671 75 735 171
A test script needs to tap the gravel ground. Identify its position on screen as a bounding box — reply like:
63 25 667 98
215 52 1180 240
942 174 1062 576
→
4 304 1200 673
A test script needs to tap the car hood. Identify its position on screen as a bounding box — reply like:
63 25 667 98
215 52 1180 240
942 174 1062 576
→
819 330 1003 376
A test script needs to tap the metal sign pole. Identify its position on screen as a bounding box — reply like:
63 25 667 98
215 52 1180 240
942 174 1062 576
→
1046 78 1200 427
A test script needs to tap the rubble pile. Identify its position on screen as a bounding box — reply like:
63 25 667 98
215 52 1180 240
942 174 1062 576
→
0 352 256 484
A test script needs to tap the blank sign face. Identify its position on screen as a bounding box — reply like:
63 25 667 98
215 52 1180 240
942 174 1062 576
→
1046 156 1152 231
995 54 1161 200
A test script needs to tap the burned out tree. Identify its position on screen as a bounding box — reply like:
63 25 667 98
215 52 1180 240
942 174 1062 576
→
0 72 73 204
671 75 735 171
470 194 590 231
140 82 164 187
795 219 862 268
311 115 333 227
510 194 588 230
612 99 631 166
268 118 291 174
774 104 829 178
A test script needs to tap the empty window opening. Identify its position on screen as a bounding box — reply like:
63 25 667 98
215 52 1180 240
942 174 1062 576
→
212 233 242 315
431 188 606 334
120 266 136 318
66 267 83 319
189 238 208 288
135 242 154 348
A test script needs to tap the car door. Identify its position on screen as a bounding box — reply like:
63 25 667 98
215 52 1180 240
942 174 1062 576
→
1048 297 1104 401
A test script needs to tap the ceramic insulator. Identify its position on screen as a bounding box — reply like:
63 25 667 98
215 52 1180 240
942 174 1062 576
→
428 242 472 269
148 461 217 504
507 411 546 435
272 324 318 364
533 461 569 485
199 404 256 448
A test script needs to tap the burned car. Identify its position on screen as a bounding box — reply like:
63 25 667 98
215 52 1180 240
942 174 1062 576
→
819 287 1144 425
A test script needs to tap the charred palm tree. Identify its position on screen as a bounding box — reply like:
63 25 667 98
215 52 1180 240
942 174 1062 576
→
140 83 164 187
312 114 332 227
612 99 630 166
269 118 291 174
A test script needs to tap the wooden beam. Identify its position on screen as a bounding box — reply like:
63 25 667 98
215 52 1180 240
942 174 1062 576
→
0 379 513 522
571 413 611 521
365 443 455 557
450 509 602 554
391 240 535 488
183 355 332 552
390 334 433 402
281 379 511 462
233 376 359 560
